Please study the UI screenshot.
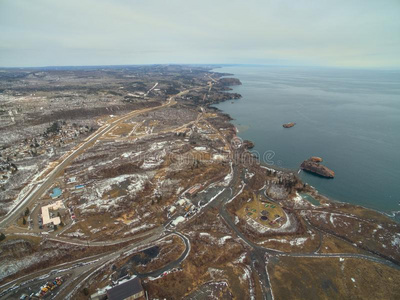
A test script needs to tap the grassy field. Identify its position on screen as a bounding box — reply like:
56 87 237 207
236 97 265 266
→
236 195 285 229
268 256 400 300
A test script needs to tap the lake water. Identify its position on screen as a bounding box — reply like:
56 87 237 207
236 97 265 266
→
213 65 400 218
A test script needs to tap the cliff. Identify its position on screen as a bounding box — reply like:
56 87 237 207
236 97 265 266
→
218 78 242 86
243 140 255 149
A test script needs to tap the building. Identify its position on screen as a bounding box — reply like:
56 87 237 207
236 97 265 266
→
41 200 64 225
172 216 185 227
107 277 144 300
185 184 202 197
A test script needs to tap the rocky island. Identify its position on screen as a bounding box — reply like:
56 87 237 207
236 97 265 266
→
300 157 335 178
283 122 296 128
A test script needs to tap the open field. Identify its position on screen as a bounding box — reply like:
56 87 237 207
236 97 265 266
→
269 256 400 300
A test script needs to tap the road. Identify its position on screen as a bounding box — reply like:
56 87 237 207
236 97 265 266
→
0 85 206 230
0 83 209 299
0 230 191 300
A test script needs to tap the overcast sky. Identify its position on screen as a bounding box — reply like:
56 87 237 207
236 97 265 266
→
1 0 399 68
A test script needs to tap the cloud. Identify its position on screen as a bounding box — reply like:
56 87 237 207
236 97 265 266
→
0 0 399 68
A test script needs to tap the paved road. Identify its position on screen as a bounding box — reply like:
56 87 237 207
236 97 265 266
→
0 85 206 230
0 84 210 299
0 230 191 300
135 231 190 279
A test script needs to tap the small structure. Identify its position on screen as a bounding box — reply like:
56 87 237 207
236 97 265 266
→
168 206 176 214
75 184 85 190
185 184 202 197
177 199 186 206
68 177 77 183
107 277 144 300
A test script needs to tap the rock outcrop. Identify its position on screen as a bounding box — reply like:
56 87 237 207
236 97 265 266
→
283 122 296 128
300 158 335 178
243 140 255 149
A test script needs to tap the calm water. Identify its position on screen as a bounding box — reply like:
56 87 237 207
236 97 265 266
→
213 65 400 217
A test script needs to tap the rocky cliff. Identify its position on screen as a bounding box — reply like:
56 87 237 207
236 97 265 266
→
300 158 335 178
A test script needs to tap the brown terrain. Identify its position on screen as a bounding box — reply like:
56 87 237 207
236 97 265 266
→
0 65 399 300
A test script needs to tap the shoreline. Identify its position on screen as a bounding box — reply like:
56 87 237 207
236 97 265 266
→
210 69 400 223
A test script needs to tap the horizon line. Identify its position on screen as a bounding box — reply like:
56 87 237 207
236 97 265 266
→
0 63 399 72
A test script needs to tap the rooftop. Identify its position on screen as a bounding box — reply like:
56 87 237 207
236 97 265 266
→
107 277 143 300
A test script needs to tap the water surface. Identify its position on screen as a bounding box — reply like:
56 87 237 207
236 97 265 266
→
214 65 400 216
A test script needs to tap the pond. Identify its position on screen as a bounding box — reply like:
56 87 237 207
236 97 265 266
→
50 187 62 198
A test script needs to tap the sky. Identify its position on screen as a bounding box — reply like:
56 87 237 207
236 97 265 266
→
0 0 399 68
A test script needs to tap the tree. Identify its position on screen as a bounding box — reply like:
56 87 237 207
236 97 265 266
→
25 207 30 216
83 288 89 296
0 233 5 241
22 217 26 225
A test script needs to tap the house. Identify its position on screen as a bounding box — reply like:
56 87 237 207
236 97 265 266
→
107 277 144 300
168 206 176 214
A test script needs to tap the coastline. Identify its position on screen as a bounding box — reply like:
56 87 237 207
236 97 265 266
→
210 68 400 223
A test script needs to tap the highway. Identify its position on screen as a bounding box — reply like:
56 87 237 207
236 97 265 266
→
0 85 204 230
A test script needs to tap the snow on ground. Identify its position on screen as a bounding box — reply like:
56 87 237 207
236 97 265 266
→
78 173 148 211
199 232 211 237
64 229 86 238
221 162 233 186
241 265 255 300
213 154 225 161
124 224 155 236
235 253 247 264
218 236 232 245
226 182 245 204
194 146 207 151
391 233 400 248
330 214 336 227
148 141 168 152
121 151 143 159
141 157 164 169
0 252 57 281
199 232 232 245
245 170 254 180
289 237 308 246
292 192 310 208
141 149 166 169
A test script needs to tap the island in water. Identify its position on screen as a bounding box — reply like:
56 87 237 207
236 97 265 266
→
282 122 296 128
301 157 335 178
